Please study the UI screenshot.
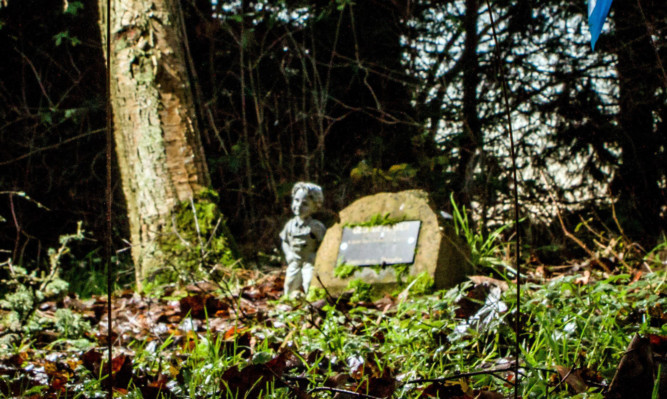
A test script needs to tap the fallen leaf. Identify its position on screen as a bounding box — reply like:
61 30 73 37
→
105 354 134 389
649 334 667 355
468 276 509 291
7 352 28 367
180 293 229 319
455 284 490 319
346 355 396 398
324 372 352 388
606 334 655 399
50 375 68 392
81 349 102 375
353 374 396 398
223 326 248 340
555 365 588 394
574 270 591 285
472 389 505 399
374 295 396 312
220 364 283 397
140 377 173 399
418 382 471 398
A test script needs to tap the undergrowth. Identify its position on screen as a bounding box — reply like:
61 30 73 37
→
0 203 665 398
0 267 664 398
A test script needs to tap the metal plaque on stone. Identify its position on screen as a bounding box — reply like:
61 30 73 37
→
337 220 421 266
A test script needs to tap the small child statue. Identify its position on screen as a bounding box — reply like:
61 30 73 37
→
280 182 326 296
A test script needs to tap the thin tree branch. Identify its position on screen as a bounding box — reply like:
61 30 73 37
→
0 129 103 166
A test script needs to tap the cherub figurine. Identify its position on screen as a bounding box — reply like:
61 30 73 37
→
280 182 326 296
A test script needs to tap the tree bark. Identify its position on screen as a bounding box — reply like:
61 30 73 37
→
453 0 481 210
99 0 234 289
612 0 666 240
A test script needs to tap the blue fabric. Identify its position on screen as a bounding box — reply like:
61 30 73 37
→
588 0 614 50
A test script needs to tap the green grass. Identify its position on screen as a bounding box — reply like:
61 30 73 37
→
2 230 665 399
450 194 517 275
179 271 661 398
1 270 665 398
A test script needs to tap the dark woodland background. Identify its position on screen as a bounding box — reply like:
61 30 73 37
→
0 0 665 278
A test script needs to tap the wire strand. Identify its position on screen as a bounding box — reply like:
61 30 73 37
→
482 1 522 398
104 0 113 397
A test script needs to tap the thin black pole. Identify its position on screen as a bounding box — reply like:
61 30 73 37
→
104 0 114 397
482 1 522 398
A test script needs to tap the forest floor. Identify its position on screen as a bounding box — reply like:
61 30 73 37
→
0 256 666 398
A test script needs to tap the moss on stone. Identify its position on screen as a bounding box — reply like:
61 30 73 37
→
334 262 410 282
342 212 405 228
333 262 358 278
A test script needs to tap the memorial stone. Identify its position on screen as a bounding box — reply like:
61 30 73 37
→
313 190 471 293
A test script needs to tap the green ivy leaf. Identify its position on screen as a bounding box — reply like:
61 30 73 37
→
64 1 84 15
53 31 80 47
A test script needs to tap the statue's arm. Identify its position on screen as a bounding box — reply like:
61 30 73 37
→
313 220 326 242
280 222 299 263
282 239 299 263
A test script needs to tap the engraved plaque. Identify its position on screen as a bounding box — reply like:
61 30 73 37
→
337 221 421 266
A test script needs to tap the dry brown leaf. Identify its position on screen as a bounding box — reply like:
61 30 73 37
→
468 276 509 291
555 365 588 393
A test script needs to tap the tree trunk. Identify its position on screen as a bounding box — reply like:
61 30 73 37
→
99 0 235 289
613 0 666 240
453 0 481 210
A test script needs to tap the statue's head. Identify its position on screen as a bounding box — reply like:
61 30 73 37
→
291 182 323 218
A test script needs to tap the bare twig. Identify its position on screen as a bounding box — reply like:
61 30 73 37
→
540 172 611 273
315 274 354 326
303 301 336 353
548 366 574 395
636 0 667 89
0 130 103 166
315 274 337 305
405 365 516 386
17 49 55 107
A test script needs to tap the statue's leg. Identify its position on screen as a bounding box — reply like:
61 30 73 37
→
301 263 314 293
284 261 303 295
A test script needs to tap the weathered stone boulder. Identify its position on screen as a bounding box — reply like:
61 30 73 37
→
312 190 471 293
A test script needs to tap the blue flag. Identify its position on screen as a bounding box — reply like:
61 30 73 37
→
588 0 614 50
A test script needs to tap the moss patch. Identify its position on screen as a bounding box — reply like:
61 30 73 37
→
342 212 405 228
152 188 239 286
333 262 358 279
334 262 410 282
